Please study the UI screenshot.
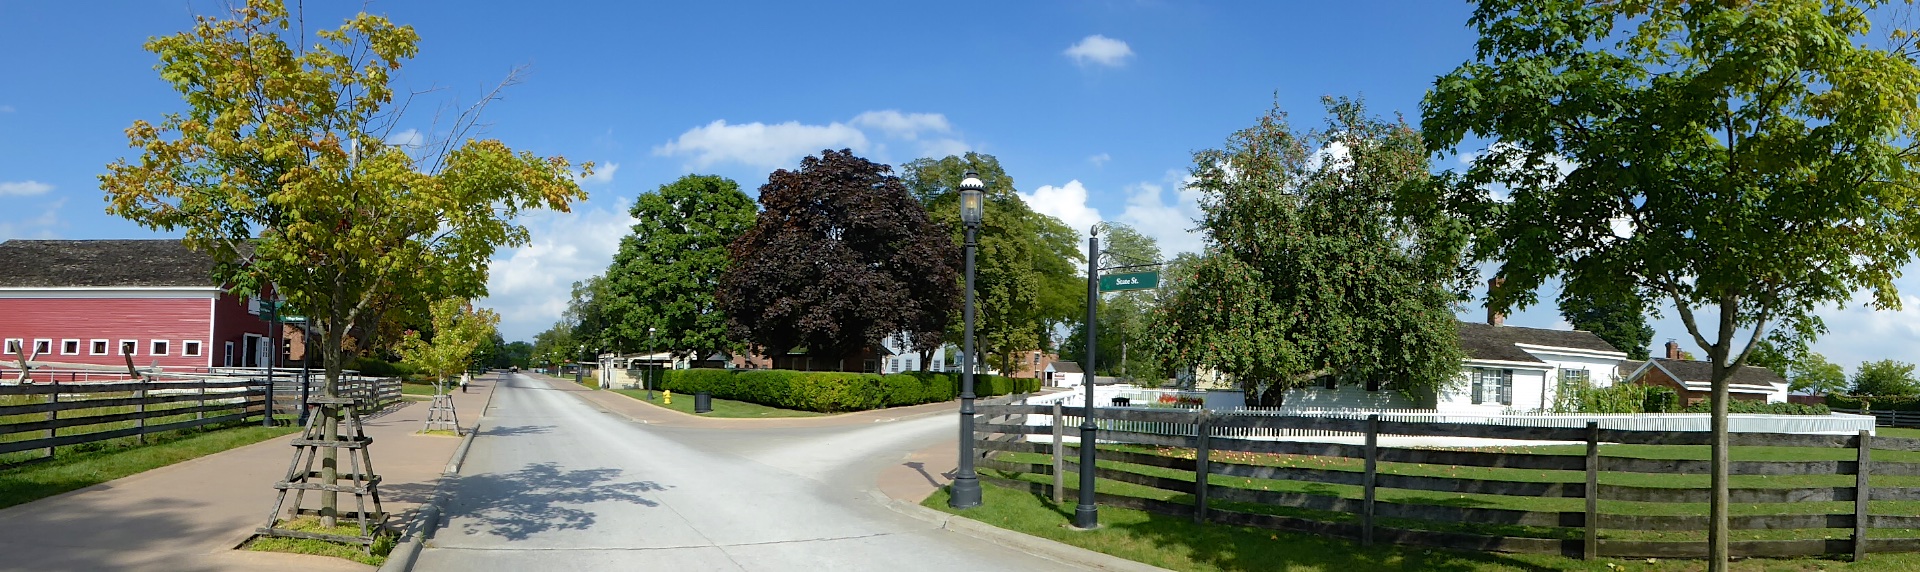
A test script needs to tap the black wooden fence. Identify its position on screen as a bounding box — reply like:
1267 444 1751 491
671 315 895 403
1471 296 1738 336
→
974 402 1920 561
1831 408 1920 429
0 379 267 463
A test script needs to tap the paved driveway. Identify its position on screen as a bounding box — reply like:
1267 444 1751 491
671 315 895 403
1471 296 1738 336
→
414 374 1076 571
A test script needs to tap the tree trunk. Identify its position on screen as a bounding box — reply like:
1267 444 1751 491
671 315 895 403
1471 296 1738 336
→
1709 370 1729 570
319 319 344 528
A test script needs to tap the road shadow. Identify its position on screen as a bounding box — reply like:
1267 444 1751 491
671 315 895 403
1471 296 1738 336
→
478 424 554 437
903 461 945 488
440 462 669 541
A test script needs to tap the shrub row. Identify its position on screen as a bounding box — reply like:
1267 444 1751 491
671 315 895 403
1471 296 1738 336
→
1681 400 1830 415
1825 393 1920 412
657 369 1040 413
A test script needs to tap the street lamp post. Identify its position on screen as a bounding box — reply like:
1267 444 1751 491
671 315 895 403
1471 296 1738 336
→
647 327 658 398
950 170 986 509
1076 228 1102 528
575 344 585 386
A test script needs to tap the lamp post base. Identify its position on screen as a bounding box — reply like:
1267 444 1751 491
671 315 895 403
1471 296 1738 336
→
1072 505 1099 530
949 475 982 509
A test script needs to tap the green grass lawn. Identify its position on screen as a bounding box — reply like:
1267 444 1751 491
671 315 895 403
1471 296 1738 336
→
247 516 396 566
0 420 299 509
611 389 821 418
926 481 1920 571
400 382 442 396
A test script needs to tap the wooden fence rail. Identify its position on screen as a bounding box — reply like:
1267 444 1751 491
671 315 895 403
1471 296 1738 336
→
971 403 1920 561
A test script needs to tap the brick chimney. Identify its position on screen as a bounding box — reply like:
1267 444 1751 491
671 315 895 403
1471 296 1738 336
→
1665 340 1682 360
1486 277 1506 327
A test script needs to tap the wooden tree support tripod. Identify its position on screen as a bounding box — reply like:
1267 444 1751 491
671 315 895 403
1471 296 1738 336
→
422 381 462 435
258 396 387 549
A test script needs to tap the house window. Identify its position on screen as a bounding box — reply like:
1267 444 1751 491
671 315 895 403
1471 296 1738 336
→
119 340 138 356
1 339 19 354
61 339 79 355
1558 369 1591 397
1470 368 1513 406
91 340 110 355
184 340 202 357
152 340 169 356
224 341 235 367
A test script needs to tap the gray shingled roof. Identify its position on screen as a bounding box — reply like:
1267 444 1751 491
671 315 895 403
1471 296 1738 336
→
1050 361 1083 374
1653 358 1788 386
1456 321 1622 363
0 240 217 288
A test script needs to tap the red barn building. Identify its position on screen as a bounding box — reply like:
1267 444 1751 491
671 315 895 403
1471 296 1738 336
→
0 240 279 371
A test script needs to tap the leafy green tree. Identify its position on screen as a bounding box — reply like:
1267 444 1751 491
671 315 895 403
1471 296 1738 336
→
1853 360 1920 397
719 150 960 360
1743 339 1793 378
99 0 586 526
566 275 616 354
605 175 757 358
1422 1 1920 565
1791 352 1848 396
498 340 534 369
1156 97 1471 403
531 321 579 372
1557 288 1654 360
396 299 499 387
902 153 1082 372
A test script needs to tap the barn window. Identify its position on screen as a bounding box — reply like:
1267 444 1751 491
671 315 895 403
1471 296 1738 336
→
119 340 138 356
184 340 202 357
1 339 19 355
151 341 169 356
91 340 109 355
62 339 79 355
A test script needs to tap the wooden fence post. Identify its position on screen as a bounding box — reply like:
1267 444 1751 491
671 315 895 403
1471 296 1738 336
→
136 376 148 445
1363 414 1378 546
1585 421 1600 560
1052 402 1065 503
1195 409 1212 523
1856 428 1872 562
45 380 58 460
196 379 206 421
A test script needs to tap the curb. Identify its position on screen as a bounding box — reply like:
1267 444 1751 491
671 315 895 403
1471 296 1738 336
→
870 491 1172 572
378 373 500 572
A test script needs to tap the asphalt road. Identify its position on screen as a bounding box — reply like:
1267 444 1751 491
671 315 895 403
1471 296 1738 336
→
413 373 1076 571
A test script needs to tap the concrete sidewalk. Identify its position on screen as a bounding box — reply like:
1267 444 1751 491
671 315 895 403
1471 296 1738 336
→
551 376 963 504
0 374 498 572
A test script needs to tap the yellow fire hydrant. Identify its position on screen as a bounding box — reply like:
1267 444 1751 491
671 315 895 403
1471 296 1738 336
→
664 390 672 405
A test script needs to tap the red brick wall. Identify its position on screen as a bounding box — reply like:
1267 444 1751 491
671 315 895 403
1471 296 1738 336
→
0 295 220 370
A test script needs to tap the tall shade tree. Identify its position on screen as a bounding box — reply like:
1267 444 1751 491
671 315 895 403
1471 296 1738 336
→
566 275 616 354
395 298 500 387
719 150 960 360
98 0 586 526
1157 97 1472 404
1558 287 1655 360
1853 359 1920 397
1791 352 1849 396
902 153 1082 372
1422 1 1920 565
605 175 757 358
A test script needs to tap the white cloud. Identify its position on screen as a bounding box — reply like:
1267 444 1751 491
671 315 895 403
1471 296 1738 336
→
1020 181 1104 237
0 180 52 196
654 111 974 170
1089 153 1111 167
1064 35 1134 68
850 110 951 140
654 119 870 170
1117 171 1206 255
479 201 637 342
386 128 424 148
0 199 62 240
580 162 620 185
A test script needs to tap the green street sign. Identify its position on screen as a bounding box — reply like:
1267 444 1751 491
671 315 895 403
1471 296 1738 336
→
1099 271 1160 292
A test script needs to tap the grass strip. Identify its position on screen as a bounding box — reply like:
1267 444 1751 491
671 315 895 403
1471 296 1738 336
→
611 388 822 418
0 420 298 509
927 480 1920 571
247 516 396 566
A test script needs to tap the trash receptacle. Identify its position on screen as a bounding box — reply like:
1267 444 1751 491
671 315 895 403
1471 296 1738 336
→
695 391 712 414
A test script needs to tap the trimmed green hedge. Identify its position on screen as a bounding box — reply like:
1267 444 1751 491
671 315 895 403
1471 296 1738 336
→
1682 400 1830 415
1827 393 1920 412
657 369 1040 413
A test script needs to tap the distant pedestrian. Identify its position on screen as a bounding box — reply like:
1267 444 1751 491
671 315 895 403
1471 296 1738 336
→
459 373 470 393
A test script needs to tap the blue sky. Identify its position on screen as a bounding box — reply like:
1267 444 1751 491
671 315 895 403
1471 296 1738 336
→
4 1 1917 377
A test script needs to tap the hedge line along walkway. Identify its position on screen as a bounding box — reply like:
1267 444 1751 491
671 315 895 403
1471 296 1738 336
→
416 374 1078 571
0 374 498 572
